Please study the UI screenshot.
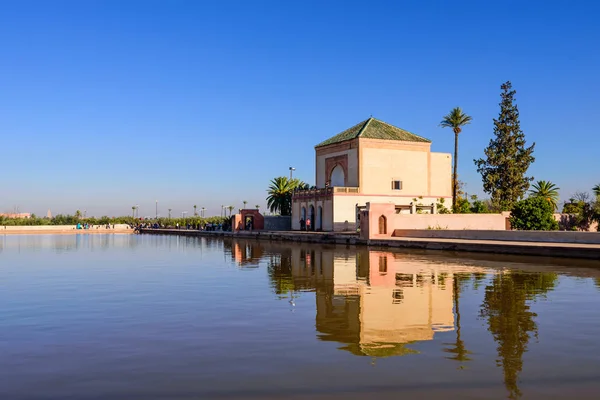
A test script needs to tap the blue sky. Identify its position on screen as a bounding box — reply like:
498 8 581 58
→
1 0 598 217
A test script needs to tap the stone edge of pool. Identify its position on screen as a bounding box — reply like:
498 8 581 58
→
139 229 600 261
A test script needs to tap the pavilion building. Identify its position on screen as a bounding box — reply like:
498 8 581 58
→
291 117 452 231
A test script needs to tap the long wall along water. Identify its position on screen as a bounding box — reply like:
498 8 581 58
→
2 233 600 399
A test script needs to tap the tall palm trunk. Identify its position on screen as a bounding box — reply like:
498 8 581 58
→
453 131 459 210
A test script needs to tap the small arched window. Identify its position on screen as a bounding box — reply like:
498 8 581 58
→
378 215 387 235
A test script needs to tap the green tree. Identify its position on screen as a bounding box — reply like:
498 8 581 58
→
440 107 473 210
266 176 306 216
561 197 594 231
480 271 557 399
453 197 471 214
227 205 234 216
509 196 558 231
470 195 489 213
475 81 535 211
243 200 247 209
529 180 560 211
436 198 451 214
75 210 82 219
593 184 600 197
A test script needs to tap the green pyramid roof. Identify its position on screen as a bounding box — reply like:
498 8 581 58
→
316 117 431 147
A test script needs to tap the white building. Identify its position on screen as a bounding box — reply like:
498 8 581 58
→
292 117 452 231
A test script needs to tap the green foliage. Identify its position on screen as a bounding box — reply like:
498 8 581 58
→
453 197 471 213
475 81 536 211
0 213 229 227
436 198 451 214
560 190 600 231
529 180 560 211
470 195 490 213
593 184 600 197
509 196 558 231
440 107 473 210
266 176 308 216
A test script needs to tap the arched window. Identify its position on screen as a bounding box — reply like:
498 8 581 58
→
330 165 345 187
378 215 387 235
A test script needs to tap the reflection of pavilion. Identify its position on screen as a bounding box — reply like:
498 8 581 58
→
287 248 484 357
230 240 265 268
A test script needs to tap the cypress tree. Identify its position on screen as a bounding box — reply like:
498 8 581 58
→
474 81 535 211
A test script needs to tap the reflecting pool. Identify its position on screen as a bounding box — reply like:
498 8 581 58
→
2 234 600 399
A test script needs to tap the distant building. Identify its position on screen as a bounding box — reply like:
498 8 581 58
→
0 213 31 219
292 117 452 231
47 209 52 219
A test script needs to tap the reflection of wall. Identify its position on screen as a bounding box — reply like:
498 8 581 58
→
287 247 464 356
360 252 454 345
232 241 265 267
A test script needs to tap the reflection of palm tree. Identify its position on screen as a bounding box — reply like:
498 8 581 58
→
444 274 472 365
480 271 557 399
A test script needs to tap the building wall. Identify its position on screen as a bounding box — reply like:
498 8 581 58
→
358 139 451 200
362 203 510 239
332 194 445 232
429 152 452 198
292 198 333 231
360 146 429 196
316 147 359 188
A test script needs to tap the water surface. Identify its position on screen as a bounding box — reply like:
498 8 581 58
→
1 234 600 399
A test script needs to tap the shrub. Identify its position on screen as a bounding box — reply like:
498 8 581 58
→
509 197 559 231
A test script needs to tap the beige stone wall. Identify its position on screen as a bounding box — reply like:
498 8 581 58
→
292 198 334 231
332 195 443 232
391 213 509 231
359 141 451 199
360 147 428 195
363 203 509 239
316 148 358 188
429 152 452 198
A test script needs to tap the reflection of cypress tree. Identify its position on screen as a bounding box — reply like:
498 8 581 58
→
444 273 473 365
480 272 557 399
266 252 295 297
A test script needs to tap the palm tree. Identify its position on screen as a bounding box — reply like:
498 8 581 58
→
266 177 295 216
593 184 600 197
168 208 172 219
131 206 135 218
440 107 473 210
227 205 234 216
529 180 560 210
255 204 260 210
193 205 197 216
201 207 206 217
243 200 247 209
